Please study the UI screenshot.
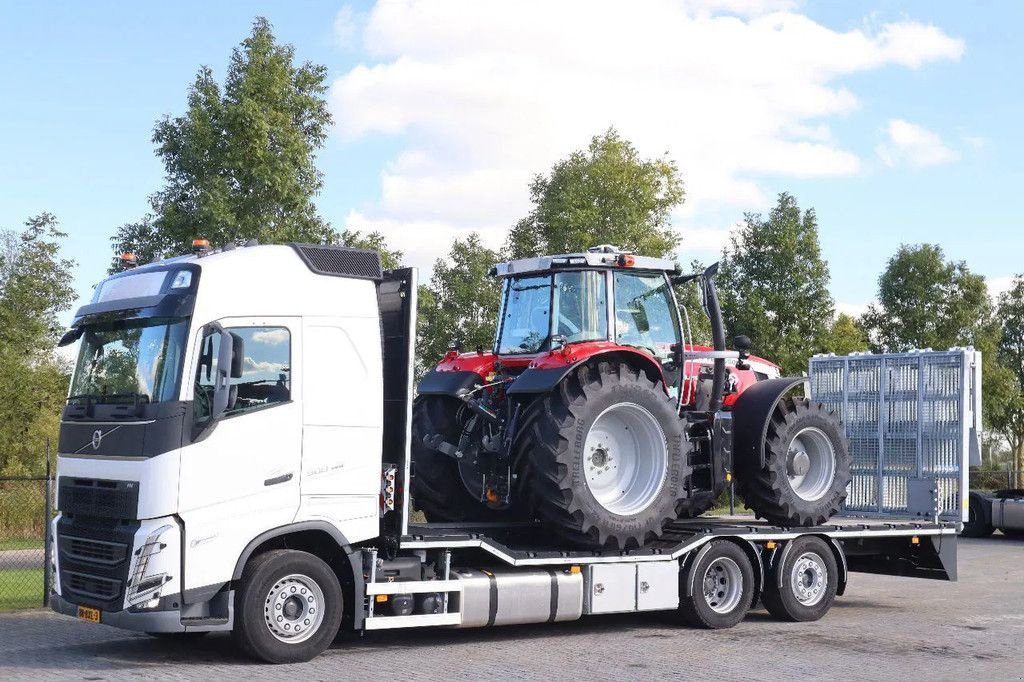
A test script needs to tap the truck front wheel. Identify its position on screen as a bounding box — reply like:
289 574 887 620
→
232 549 343 664
761 536 838 622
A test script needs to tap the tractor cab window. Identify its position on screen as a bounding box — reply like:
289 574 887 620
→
613 272 680 358
497 275 552 354
194 326 291 422
553 270 608 343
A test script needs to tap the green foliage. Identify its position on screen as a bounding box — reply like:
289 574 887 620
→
0 214 75 475
717 192 834 374
990 275 1024 483
339 229 404 270
507 128 683 259
110 18 336 265
821 314 869 356
417 234 502 376
861 244 992 352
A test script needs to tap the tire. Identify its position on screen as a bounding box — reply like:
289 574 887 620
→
960 495 994 538
737 397 851 527
232 550 343 664
677 540 755 628
411 396 498 522
761 536 838 622
514 361 689 549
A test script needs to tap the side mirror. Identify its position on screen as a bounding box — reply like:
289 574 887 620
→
58 327 84 348
211 331 234 420
230 332 245 378
733 335 751 370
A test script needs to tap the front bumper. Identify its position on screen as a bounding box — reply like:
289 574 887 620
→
50 592 185 633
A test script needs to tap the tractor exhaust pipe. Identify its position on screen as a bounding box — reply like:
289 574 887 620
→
701 263 727 414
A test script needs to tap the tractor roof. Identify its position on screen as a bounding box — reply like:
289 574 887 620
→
493 245 678 278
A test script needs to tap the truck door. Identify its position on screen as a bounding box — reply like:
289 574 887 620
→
177 317 303 594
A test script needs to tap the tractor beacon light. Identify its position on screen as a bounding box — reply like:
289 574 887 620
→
192 238 210 255
119 253 138 270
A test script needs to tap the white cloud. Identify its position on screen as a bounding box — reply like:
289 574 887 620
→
835 301 869 319
251 329 290 346
962 134 988 149
330 1 964 267
333 5 363 49
244 357 287 374
988 275 1016 301
876 119 959 168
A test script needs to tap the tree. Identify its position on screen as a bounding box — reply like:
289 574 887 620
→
717 192 834 374
111 18 336 265
507 128 683 259
339 229 403 270
417 234 502 376
861 244 992 352
0 214 76 475
821 314 870 356
991 275 1024 485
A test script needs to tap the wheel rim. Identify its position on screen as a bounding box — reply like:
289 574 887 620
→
790 551 828 606
263 573 326 644
786 427 836 502
583 402 668 516
702 556 744 614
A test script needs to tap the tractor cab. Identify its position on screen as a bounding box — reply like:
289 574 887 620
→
494 246 680 362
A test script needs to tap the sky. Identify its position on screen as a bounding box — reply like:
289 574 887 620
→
1 0 1022 324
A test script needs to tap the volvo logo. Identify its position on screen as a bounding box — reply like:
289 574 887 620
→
91 429 103 450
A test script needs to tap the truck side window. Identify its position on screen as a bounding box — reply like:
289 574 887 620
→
194 326 291 422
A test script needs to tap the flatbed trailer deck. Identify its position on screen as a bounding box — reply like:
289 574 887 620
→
358 515 957 633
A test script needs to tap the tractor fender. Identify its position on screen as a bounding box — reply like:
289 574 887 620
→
417 369 484 397
731 376 806 469
506 347 668 396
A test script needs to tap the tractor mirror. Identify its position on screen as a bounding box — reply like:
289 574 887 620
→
733 335 751 352
230 332 245 378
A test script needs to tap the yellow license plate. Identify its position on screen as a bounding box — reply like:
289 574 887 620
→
77 606 101 623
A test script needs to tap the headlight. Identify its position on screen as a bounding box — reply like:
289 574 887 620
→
127 524 174 606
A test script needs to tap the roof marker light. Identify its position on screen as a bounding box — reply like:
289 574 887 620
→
617 254 636 267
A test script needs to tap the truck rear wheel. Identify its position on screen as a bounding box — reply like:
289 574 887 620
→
737 398 851 527
232 550 343 664
761 536 838 622
514 361 689 549
960 496 994 537
677 540 755 628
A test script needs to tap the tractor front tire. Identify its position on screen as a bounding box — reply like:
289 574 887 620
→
411 396 497 522
737 397 851 527
514 361 689 549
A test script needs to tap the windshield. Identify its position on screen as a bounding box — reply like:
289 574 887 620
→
497 271 610 355
496 275 552 354
69 317 189 404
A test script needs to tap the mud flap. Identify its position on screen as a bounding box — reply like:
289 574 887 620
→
731 377 807 470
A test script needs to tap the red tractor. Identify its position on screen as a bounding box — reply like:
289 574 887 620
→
412 246 851 549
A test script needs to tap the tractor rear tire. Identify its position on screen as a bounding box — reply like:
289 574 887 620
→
514 361 689 549
737 397 851 527
411 396 498 522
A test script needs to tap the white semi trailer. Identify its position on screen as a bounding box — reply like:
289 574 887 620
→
50 243 958 663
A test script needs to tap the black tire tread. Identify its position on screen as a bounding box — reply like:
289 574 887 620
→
736 397 851 527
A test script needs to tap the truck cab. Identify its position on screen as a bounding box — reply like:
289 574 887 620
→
51 243 415 641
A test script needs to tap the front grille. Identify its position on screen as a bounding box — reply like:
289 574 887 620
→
57 515 137 610
66 571 121 601
57 477 140 518
291 243 383 280
64 535 127 565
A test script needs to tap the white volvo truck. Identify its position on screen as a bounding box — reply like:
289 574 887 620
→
50 243 958 663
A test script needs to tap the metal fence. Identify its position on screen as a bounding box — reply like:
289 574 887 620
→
809 348 982 522
971 468 1024 492
0 468 54 611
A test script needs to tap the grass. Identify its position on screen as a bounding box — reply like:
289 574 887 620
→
0 568 45 611
0 538 44 552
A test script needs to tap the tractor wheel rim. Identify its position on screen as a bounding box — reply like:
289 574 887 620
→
264 573 325 644
790 551 828 606
583 402 668 516
703 556 744 614
787 427 836 502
